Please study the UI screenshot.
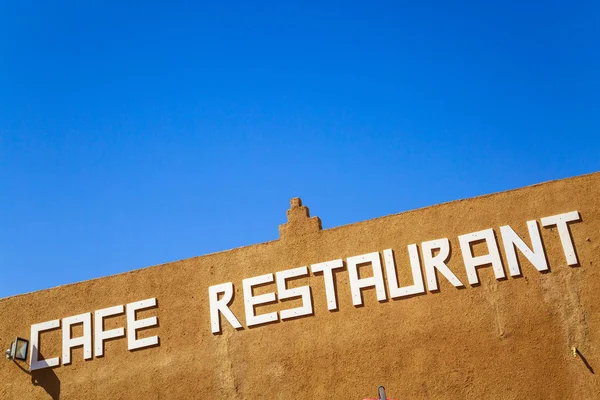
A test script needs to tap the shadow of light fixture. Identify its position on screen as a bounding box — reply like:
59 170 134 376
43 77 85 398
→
5 337 29 361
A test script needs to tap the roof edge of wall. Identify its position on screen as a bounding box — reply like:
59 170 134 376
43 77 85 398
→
2 170 598 302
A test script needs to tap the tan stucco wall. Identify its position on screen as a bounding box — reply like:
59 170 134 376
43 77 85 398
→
1 172 599 399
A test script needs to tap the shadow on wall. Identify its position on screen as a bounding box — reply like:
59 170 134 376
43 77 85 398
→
13 353 61 400
32 367 61 400
575 348 595 374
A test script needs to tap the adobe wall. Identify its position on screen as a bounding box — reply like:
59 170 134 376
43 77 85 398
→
1 172 599 399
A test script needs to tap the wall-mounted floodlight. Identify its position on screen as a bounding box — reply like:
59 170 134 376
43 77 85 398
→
5 337 28 361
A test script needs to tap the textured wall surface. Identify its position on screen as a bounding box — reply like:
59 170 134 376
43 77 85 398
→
1 173 599 399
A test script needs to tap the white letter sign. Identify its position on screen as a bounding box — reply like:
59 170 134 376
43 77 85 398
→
126 298 159 351
209 282 242 334
243 274 278 327
459 229 505 285
94 305 125 357
347 252 387 306
30 319 61 371
541 211 581 266
62 312 92 365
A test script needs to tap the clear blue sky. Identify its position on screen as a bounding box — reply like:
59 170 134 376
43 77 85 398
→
1 1 598 298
